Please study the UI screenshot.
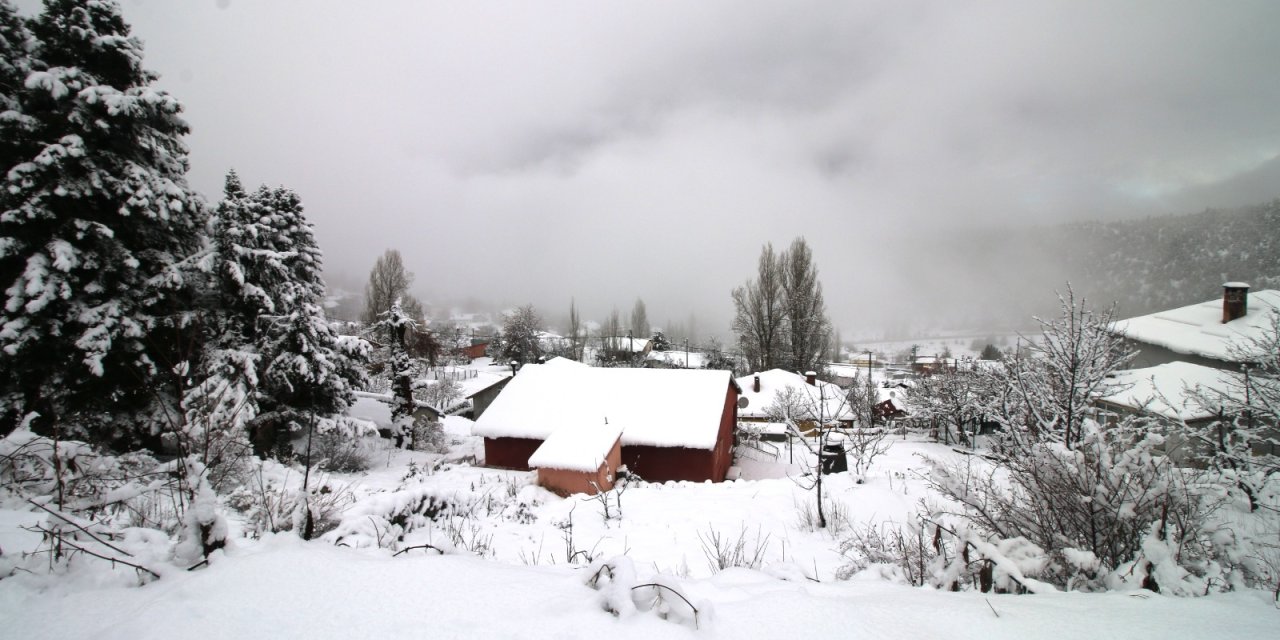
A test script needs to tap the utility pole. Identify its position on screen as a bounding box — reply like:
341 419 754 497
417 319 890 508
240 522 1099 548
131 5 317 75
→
684 338 689 368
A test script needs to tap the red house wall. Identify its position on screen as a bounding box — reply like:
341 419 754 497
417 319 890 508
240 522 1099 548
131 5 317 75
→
483 436 541 470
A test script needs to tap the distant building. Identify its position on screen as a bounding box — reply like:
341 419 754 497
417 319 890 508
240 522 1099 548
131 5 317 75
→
735 369 854 429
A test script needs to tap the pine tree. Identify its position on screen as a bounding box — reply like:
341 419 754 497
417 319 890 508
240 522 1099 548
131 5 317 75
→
0 0 206 442
501 304 543 364
379 298 417 448
0 1 34 166
223 183 367 455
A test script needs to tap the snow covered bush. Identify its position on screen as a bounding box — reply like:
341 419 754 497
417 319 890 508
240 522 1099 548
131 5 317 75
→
307 431 380 473
329 486 487 554
921 415 1271 593
698 524 771 573
0 428 233 582
838 516 1055 593
585 555 707 630
225 462 355 540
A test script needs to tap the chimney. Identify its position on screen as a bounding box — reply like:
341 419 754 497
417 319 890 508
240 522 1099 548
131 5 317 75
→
804 371 817 386
1222 282 1250 323
752 375 760 393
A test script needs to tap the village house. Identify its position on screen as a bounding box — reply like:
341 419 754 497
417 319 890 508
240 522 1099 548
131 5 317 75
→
735 369 854 441
873 385 910 423
1100 283 1280 461
472 363 741 486
1108 283 1280 370
597 335 654 364
1093 360 1274 461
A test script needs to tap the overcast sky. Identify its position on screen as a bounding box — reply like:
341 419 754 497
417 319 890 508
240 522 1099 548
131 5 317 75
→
21 0 1280 336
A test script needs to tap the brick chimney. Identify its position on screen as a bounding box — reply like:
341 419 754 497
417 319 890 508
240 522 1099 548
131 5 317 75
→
804 371 817 386
753 375 760 393
1222 282 1250 323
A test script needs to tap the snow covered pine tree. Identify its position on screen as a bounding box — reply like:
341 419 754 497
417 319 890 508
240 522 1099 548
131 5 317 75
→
199 178 369 458
0 0 206 445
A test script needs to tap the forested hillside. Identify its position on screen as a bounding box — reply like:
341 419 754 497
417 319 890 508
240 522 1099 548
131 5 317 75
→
905 199 1280 332
1056 199 1280 316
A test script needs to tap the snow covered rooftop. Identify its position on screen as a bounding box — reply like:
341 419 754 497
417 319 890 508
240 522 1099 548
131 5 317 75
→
417 367 511 399
541 356 589 368
646 350 708 369
1109 289 1280 363
602 337 652 353
472 364 735 450
875 386 909 411
1099 361 1241 422
735 369 852 422
527 423 623 473
825 363 868 379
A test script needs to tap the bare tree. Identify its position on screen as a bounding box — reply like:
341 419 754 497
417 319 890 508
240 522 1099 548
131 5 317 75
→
630 298 650 342
732 243 786 372
781 237 831 373
998 286 1133 448
1188 308 1280 512
362 249 424 327
568 298 586 361
909 367 997 446
766 382 859 528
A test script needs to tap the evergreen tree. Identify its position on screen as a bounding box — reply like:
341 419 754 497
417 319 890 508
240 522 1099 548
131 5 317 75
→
185 174 367 461
0 0 206 442
379 298 417 448
501 304 543 364
223 183 367 455
0 1 34 166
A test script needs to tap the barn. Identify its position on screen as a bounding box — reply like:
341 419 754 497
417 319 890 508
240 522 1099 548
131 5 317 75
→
472 364 741 484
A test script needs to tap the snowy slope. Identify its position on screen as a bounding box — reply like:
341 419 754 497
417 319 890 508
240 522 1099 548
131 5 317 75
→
1 536 1274 639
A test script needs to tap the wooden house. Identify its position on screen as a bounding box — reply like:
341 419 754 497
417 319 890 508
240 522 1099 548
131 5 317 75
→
473 364 741 484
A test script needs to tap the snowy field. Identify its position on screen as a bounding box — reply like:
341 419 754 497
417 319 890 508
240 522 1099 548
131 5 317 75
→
1 422 1277 639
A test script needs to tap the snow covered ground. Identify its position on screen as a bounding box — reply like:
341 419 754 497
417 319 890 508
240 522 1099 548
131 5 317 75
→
1 420 1276 638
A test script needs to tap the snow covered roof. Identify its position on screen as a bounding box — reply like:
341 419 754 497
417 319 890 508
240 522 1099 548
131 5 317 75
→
472 364 736 450
1098 361 1241 422
417 367 511 399
541 356 589 368
646 350 708 369
1109 289 1280 363
825 363 867 379
875 386 909 411
734 369 853 422
602 337 652 353
527 423 623 473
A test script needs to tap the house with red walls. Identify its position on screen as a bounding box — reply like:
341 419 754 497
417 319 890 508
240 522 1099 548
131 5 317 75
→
472 363 741 484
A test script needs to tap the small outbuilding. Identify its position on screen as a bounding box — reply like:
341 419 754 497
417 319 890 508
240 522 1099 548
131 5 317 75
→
528 423 623 496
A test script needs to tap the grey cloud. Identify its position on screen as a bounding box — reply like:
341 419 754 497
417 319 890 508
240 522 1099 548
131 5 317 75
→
15 0 1280 335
